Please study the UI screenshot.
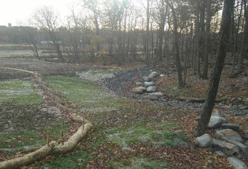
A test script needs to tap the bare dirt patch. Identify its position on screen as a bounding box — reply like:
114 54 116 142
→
0 57 109 80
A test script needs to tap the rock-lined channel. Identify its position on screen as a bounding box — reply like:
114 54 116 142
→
101 66 248 115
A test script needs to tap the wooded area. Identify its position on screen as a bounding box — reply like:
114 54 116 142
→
0 0 247 73
0 0 248 168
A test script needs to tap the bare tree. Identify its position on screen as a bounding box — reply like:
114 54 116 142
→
166 0 185 88
238 0 248 70
195 0 234 136
22 26 40 60
32 6 64 62
202 0 212 79
146 0 150 65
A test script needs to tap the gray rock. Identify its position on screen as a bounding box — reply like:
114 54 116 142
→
135 82 143 86
148 92 163 100
147 86 156 93
228 157 248 169
174 138 187 147
132 87 144 94
138 86 147 92
144 82 155 87
212 139 241 158
221 123 240 131
142 76 150 81
241 130 248 139
216 129 243 143
222 138 248 158
148 71 159 79
208 116 227 129
215 151 225 156
195 134 212 148
212 109 220 117
195 117 201 121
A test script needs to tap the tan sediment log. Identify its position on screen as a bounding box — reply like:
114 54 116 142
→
0 67 93 169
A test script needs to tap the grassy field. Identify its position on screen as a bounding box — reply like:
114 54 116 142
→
0 79 69 155
28 74 186 168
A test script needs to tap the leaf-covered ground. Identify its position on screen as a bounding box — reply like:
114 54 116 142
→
28 75 235 168
0 65 247 168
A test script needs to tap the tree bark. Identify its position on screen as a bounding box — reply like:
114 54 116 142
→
146 0 150 65
195 0 233 137
166 2 185 87
202 0 212 79
238 0 248 70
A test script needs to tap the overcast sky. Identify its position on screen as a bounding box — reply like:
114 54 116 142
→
0 0 80 26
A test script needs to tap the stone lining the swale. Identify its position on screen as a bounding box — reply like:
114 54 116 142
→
101 66 248 115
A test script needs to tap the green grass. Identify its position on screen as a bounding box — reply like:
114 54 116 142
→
33 127 107 169
34 147 92 169
107 122 182 147
45 76 130 111
0 123 69 151
0 80 43 107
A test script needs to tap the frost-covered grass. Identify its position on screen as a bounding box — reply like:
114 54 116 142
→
107 122 184 148
0 80 43 107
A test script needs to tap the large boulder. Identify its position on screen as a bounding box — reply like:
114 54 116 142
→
216 129 243 143
228 157 248 169
208 116 227 129
147 86 156 93
221 123 240 132
240 130 248 139
148 92 163 100
135 82 143 86
212 139 241 158
212 109 220 117
148 71 159 79
144 82 155 87
195 134 212 148
142 76 150 82
224 140 248 158
132 87 146 94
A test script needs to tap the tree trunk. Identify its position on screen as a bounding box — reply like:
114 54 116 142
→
238 0 248 70
195 0 233 137
94 12 101 53
146 0 150 65
202 0 212 79
167 2 185 87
